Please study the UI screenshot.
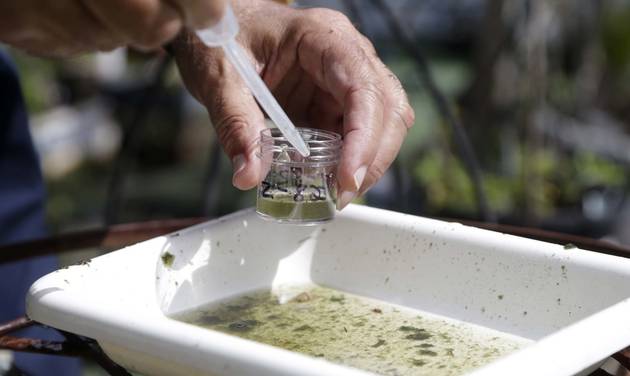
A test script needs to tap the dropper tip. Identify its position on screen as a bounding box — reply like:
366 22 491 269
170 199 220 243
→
299 147 311 158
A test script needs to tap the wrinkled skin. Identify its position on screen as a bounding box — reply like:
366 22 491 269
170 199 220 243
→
0 0 226 56
173 0 414 209
0 0 414 210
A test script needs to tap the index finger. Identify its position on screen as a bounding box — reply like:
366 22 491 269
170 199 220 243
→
297 28 386 207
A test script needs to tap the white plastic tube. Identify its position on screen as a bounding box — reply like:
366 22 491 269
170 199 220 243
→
196 5 310 157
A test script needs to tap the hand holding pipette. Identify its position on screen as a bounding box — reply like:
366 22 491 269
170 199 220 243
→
194 4 310 157
0 0 413 211
171 0 414 209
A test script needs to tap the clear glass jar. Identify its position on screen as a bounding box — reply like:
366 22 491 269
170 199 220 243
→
256 127 342 224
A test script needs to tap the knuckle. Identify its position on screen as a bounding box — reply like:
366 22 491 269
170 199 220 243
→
388 70 404 88
403 105 415 128
359 35 377 56
391 103 414 131
213 112 249 153
383 71 414 130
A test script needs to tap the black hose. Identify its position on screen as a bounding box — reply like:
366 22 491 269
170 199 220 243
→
105 56 172 225
368 0 495 222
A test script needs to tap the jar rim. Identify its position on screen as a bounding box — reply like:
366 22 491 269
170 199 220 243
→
260 127 342 148
258 128 341 167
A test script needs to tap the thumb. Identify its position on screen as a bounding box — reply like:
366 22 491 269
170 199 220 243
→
207 74 267 190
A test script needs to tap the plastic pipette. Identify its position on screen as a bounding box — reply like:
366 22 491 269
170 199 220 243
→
196 5 310 157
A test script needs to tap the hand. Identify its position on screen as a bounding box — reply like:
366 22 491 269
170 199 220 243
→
173 0 414 210
0 0 226 57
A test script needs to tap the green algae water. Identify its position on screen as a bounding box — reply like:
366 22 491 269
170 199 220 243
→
256 196 336 222
172 285 529 375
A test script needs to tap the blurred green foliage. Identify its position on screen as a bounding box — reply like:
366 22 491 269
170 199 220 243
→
12 52 60 114
413 145 626 217
602 5 630 74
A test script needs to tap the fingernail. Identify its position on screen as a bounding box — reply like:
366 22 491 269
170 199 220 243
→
232 154 246 185
353 166 368 191
337 190 356 211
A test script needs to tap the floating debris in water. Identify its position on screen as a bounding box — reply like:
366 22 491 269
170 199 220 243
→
172 285 529 376
228 320 259 332
161 252 174 267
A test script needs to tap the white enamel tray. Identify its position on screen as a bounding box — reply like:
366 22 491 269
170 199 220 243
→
27 205 630 375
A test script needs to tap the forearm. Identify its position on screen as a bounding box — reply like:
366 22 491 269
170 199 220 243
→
0 2 31 46
0 0 229 57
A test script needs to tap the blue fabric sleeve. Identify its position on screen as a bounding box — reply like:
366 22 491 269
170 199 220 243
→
0 49 80 376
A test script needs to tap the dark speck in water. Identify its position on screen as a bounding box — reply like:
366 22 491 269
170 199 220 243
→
294 324 314 332
406 332 432 341
419 350 438 356
228 320 259 332
399 326 422 332
497 295 504 300
330 295 345 303
400 326 432 341
411 359 426 367
371 339 386 348
372 308 383 314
